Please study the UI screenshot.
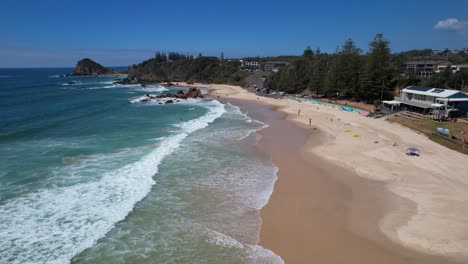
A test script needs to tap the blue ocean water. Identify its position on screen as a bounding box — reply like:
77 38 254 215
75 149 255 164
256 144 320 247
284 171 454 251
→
0 68 282 263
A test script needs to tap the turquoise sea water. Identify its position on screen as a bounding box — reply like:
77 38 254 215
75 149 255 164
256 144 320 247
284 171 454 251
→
0 69 282 263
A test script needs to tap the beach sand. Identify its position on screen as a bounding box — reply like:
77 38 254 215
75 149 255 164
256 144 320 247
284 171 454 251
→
178 83 468 263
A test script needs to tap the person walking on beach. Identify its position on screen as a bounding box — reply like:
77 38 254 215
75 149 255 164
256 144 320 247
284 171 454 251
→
309 118 312 126
298 109 301 116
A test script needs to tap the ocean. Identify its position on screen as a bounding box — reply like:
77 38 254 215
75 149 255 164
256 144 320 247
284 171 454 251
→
0 68 282 264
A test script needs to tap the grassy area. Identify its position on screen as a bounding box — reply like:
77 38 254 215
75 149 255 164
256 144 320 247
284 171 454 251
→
387 116 468 155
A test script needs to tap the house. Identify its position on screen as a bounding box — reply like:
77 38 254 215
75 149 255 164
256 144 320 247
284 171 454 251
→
435 63 468 74
451 64 468 73
239 60 260 70
261 61 288 72
405 60 448 77
386 86 468 116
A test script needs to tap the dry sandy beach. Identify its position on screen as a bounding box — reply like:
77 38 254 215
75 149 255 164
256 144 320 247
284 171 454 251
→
180 82 468 263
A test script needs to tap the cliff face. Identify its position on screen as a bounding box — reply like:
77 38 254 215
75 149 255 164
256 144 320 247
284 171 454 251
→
72 58 112 76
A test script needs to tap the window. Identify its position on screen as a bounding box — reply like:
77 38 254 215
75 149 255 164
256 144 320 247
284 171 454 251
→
413 94 426 101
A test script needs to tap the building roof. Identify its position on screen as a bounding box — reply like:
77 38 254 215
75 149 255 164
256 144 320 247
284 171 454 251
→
402 86 467 98
405 86 432 92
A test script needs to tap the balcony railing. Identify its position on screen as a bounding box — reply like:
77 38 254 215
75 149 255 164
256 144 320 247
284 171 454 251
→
394 97 434 108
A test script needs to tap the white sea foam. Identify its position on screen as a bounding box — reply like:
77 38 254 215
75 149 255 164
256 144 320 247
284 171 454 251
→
0 101 226 264
98 81 115 85
61 81 81 86
188 222 245 249
245 245 284 264
139 84 169 92
226 103 269 140
86 83 169 91
86 84 120 89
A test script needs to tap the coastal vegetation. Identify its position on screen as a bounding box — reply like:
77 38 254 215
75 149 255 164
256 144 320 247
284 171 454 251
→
127 52 250 85
266 34 468 104
116 34 467 105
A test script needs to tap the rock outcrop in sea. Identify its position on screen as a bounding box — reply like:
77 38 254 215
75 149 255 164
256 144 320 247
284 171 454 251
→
136 88 204 104
72 58 112 76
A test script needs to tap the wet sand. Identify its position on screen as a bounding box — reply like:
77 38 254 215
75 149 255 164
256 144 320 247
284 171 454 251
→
225 98 454 264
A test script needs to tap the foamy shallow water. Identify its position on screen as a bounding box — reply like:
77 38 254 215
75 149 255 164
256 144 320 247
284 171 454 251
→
0 69 283 264
72 103 283 264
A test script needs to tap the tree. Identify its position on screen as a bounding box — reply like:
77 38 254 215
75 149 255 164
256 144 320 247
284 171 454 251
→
361 34 393 102
308 55 327 97
303 46 314 59
337 38 363 98
325 54 340 97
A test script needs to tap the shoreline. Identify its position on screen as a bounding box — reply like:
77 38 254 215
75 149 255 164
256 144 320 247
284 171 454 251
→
226 98 448 263
176 82 468 263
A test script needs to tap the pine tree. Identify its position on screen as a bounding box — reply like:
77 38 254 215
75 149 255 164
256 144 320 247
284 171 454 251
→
361 34 393 103
338 38 363 98
325 54 340 97
303 46 314 59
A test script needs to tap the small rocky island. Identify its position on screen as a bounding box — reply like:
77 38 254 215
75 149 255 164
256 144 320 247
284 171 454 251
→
72 58 112 76
136 87 204 104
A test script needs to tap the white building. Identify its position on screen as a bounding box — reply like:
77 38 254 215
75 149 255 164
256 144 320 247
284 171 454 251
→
383 86 468 116
240 60 260 69
435 63 468 74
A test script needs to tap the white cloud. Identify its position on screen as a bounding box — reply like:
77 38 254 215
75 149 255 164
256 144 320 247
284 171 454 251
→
434 18 468 32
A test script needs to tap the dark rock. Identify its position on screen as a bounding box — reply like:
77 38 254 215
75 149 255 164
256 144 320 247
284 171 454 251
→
187 87 203 98
117 76 139 85
165 100 174 104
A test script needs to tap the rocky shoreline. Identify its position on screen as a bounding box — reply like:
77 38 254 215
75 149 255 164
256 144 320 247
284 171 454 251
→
134 87 204 104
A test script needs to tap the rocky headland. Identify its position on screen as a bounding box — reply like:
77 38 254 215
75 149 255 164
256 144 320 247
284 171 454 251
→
72 58 113 76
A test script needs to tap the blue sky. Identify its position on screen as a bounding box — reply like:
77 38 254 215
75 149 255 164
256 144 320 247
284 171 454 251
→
1 0 467 67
